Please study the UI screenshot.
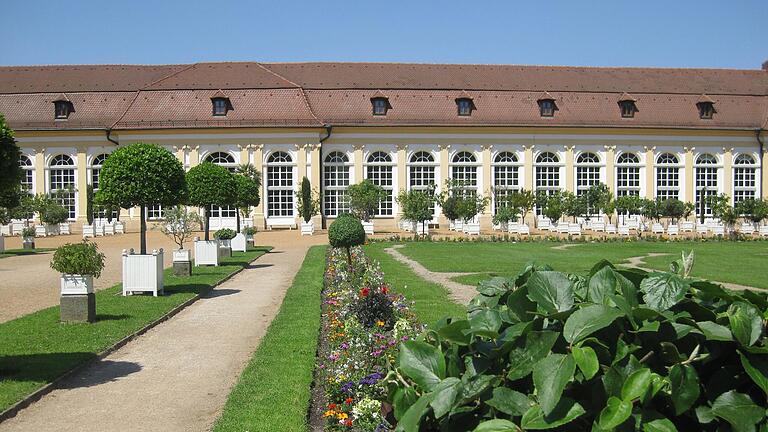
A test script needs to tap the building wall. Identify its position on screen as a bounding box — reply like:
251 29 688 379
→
13 127 767 232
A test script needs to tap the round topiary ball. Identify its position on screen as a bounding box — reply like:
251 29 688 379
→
328 215 366 250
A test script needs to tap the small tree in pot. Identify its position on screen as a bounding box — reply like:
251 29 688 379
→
328 214 365 266
214 228 236 258
660 198 686 226
396 189 434 238
347 179 385 235
157 205 201 276
297 177 320 234
186 162 237 241
233 173 260 233
21 226 35 249
38 200 69 235
736 198 768 231
510 189 535 226
50 240 105 322
492 200 515 232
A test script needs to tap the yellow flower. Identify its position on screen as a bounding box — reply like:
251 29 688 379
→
376 320 385 327
337 413 348 420
323 410 336 418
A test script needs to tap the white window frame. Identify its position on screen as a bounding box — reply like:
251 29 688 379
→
19 155 34 194
364 151 395 217
204 151 238 218
733 153 758 204
265 151 295 218
48 154 77 220
323 151 352 217
534 151 563 214
492 151 521 213
574 152 603 197
616 152 642 197
694 153 721 216
655 152 682 201
407 150 439 219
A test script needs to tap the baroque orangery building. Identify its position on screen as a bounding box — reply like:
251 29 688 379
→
0 62 766 231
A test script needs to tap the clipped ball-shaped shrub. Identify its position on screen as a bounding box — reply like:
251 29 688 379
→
329 215 366 249
50 241 106 278
214 228 236 240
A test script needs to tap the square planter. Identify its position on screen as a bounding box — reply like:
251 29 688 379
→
453 220 464 232
300 220 314 235
362 221 374 235
61 274 94 295
22 237 35 249
172 249 192 277
507 222 519 233
412 221 429 236
82 224 95 238
680 221 695 232
59 223 71 235
11 221 25 236
0 225 9 236
218 239 232 258
667 225 680 236
122 248 164 297
464 222 480 235
35 225 47 237
231 233 247 252
94 223 106 236
114 221 125 234
194 238 220 266
104 224 115 235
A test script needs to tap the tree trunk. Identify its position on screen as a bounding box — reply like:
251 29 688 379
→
236 209 241 233
140 204 147 255
204 206 210 241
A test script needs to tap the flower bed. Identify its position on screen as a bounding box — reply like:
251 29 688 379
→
318 246 421 431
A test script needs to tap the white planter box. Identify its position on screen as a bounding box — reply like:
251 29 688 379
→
114 221 125 234
82 224 95 238
11 221 25 236
556 223 569 234
739 222 756 234
591 222 606 232
605 224 617 234
35 225 48 237
300 220 315 235
760 225 768 237
61 274 94 295
412 221 429 235
464 222 480 235
94 223 106 236
104 223 115 235
453 220 464 232
618 225 631 236
696 224 709 235
194 239 220 266
173 249 191 262
59 223 70 235
651 223 665 234
507 222 519 233
680 221 695 232
517 223 531 235
22 236 35 245
231 233 247 252
0 225 9 236
362 221 374 235
122 249 164 296
667 225 679 236
568 224 582 236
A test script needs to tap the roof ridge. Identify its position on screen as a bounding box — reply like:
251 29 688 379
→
142 63 198 89
256 63 323 125
110 90 142 130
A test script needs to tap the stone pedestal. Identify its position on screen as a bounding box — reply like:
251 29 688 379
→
173 261 192 277
60 293 96 323
23 240 35 250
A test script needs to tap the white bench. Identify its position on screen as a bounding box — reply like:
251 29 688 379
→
517 224 530 235
591 221 606 232
667 225 679 236
568 223 582 236
618 225 631 236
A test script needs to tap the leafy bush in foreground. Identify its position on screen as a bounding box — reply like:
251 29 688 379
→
386 252 767 431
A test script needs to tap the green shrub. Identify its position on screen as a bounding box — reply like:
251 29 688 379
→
386 252 768 432
0 114 22 203
492 205 515 226
347 179 386 222
50 241 106 277
441 196 459 221
21 227 35 238
297 176 319 223
39 202 69 225
214 228 237 240
186 162 237 240
241 226 256 236
328 215 366 264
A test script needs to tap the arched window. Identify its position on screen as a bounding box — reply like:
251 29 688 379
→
575 152 601 196
19 155 34 194
266 151 295 218
365 151 394 216
655 153 680 201
323 151 351 217
534 152 561 214
49 154 76 219
450 152 478 197
205 152 238 220
408 151 437 217
90 153 109 190
695 154 719 216
493 152 520 213
733 154 757 204
616 152 641 196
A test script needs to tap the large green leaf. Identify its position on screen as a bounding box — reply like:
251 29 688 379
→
640 272 689 311
468 309 503 338
621 368 651 402
398 340 446 392
728 301 763 347
597 396 632 430
669 364 700 415
520 398 585 430
506 286 537 323
392 387 418 421
643 417 679 432
563 305 623 344
437 319 472 346
526 271 575 314
572 345 599 379
533 353 576 416
486 387 531 416
710 390 764 432
394 391 436 432
472 419 522 432
477 277 514 296
507 331 559 380
697 321 733 341
738 351 768 398
588 265 637 307
429 377 462 419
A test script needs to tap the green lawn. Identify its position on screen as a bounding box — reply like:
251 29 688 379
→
365 244 465 327
0 246 270 413
0 248 54 259
213 246 325 432
391 241 768 290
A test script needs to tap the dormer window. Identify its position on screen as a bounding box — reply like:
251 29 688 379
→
212 98 228 116
619 100 637 118
53 95 73 120
697 96 716 120
371 97 389 116
538 99 556 117
456 98 474 116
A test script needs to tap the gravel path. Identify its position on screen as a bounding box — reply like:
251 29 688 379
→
385 244 477 305
0 234 326 432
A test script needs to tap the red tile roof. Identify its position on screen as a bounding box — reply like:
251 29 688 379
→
0 62 765 131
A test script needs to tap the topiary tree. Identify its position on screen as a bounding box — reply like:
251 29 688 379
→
156 205 202 250
396 189 435 237
186 162 237 241
0 114 22 203
233 174 260 233
585 183 612 221
440 195 460 222
736 198 768 231
347 179 386 222
542 191 564 225
96 143 187 254
510 189 535 225
297 176 320 223
328 214 365 265
86 184 95 225
660 198 686 226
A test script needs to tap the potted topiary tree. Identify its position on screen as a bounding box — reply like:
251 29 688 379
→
297 177 320 235
492 203 515 233
21 226 35 249
456 193 489 235
157 205 201 276
214 228 236 258
347 179 386 235
396 189 434 237
96 142 187 296
50 241 105 322
37 199 69 237
232 173 259 252
328 214 366 266
186 162 237 266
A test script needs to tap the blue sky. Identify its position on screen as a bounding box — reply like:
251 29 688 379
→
1 0 765 68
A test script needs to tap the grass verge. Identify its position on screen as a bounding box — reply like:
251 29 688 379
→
213 246 325 432
0 248 54 259
365 243 465 328
0 246 270 414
